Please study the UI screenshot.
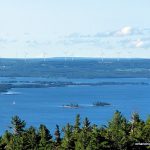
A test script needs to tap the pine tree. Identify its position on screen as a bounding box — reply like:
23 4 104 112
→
74 114 81 132
61 123 74 150
0 130 12 149
143 116 150 141
1 130 12 145
10 116 26 135
7 135 24 150
83 117 91 131
75 117 91 149
107 110 129 150
38 124 53 150
142 116 150 149
23 126 38 150
130 112 145 139
54 125 61 145
73 114 81 144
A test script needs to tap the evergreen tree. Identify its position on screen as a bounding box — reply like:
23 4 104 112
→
6 135 24 150
54 125 61 145
10 116 26 135
1 130 12 148
130 112 145 140
73 114 81 144
38 124 53 150
129 112 146 150
83 117 91 131
61 123 74 150
107 110 129 150
142 116 150 149
23 126 38 150
74 114 81 132
86 125 110 150
75 117 91 149
143 116 150 141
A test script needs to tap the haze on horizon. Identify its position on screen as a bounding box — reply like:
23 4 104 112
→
0 0 150 58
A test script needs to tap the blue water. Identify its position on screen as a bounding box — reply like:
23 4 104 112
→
0 77 150 135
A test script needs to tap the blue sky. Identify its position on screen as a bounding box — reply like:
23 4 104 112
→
0 0 150 58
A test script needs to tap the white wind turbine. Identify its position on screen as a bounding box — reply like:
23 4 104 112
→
67 50 74 61
117 51 121 62
70 51 74 61
64 50 69 67
98 49 104 63
24 51 28 63
43 51 47 62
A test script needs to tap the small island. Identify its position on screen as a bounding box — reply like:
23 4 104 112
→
93 101 110 107
63 103 79 109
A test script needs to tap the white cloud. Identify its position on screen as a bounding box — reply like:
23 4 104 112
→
116 26 132 36
60 27 150 51
0 26 150 58
134 39 144 48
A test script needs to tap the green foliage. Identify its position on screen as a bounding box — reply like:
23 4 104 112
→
87 126 110 150
130 112 145 144
0 111 149 149
61 123 74 150
54 125 61 145
73 114 81 143
7 135 24 150
74 114 81 132
143 116 150 141
10 116 26 135
83 117 91 131
23 126 38 150
107 111 130 149
38 124 53 149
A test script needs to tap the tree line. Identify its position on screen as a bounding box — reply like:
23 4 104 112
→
0 111 150 150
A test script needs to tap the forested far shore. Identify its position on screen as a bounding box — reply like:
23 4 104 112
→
0 81 149 94
0 111 150 150
0 58 150 78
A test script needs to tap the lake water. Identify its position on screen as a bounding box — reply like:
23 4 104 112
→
0 77 150 134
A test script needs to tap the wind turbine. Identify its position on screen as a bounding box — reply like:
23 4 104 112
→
40 51 48 66
43 52 47 62
101 51 104 62
64 50 69 67
127 50 133 69
117 51 121 62
0 55 1 66
24 51 28 63
127 50 132 60
67 50 74 62
99 49 104 63
70 51 74 62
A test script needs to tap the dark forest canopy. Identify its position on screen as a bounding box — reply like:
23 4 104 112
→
0 58 150 78
0 111 150 150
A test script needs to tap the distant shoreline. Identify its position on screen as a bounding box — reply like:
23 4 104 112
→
0 59 150 78
0 57 150 60
0 80 149 93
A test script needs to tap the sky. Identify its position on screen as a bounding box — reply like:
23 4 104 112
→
0 0 150 58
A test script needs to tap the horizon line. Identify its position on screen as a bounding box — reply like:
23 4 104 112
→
0 57 150 60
